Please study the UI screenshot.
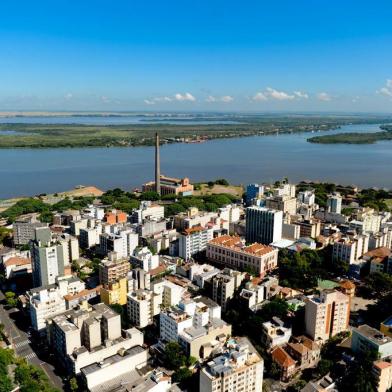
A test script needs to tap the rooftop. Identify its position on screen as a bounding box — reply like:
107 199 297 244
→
355 325 392 346
209 235 275 256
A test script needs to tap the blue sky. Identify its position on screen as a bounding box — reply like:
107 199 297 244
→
1 0 392 112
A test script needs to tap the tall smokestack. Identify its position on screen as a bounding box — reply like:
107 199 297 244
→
155 132 161 195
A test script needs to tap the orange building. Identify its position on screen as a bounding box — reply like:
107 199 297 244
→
104 210 127 224
143 176 194 196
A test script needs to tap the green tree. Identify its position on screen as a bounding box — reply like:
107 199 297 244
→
140 191 160 201
164 342 187 370
173 367 193 383
5 292 17 308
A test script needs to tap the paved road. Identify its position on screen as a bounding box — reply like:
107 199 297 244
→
0 291 64 390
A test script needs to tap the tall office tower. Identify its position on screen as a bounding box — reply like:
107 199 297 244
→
305 289 350 341
245 206 283 245
327 192 342 214
155 132 161 195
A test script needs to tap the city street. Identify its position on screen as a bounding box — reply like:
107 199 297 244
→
0 290 64 390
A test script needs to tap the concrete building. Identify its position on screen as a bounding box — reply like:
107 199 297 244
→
332 234 369 265
79 227 100 249
296 219 321 239
353 207 382 234
130 246 160 272
143 175 194 196
127 289 162 328
245 206 283 245
239 277 279 311
29 285 66 332
31 238 68 287
206 235 278 276
28 275 86 332
178 226 214 261
218 204 241 224
99 229 138 259
152 279 185 308
70 218 89 236
127 268 151 291
327 193 342 214
174 208 218 231
199 337 263 392
47 303 145 375
298 190 316 206
13 217 47 245
212 269 246 311
99 255 130 306
352 325 392 359
160 307 193 343
131 201 165 224
262 317 292 349
266 195 297 216
305 289 350 342
246 183 264 206
373 361 392 392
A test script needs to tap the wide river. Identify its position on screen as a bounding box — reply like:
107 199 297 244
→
0 122 391 199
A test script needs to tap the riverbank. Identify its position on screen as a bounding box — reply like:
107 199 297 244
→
0 115 390 148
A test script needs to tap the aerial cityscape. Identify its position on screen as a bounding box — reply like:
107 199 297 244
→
1 1 392 392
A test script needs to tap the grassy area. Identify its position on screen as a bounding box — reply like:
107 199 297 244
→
0 115 391 148
193 183 244 198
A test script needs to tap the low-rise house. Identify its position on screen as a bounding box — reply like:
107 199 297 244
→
3 256 31 279
271 346 296 381
262 317 292 349
285 336 321 370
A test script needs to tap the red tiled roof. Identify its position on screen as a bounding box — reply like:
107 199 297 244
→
364 247 391 259
272 347 295 368
374 361 392 370
4 257 31 268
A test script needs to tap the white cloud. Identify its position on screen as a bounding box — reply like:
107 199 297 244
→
378 80 392 97
294 91 309 99
205 95 216 103
265 87 295 100
100 96 111 103
144 99 156 105
252 92 268 101
175 92 196 102
64 93 73 100
317 92 332 102
206 95 234 103
221 95 234 103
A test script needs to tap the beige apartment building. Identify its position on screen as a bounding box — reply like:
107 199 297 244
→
127 289 162 328
199 337 263 392
207 235 278 276
305 289 350 342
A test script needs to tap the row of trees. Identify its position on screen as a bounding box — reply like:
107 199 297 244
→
0 347 59 392
0 196 95 224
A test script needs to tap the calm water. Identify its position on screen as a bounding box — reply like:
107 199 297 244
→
0 115 239 125
0 123 391 198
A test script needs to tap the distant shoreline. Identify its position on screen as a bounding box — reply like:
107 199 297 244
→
0 115 391 149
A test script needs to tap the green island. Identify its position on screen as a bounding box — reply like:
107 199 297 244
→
307 124 392 144
0 115 391 148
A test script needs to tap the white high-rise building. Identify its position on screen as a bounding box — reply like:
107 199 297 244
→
245 206 283 245
178 226 214 260
298 190 316 206
327 192 342 214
